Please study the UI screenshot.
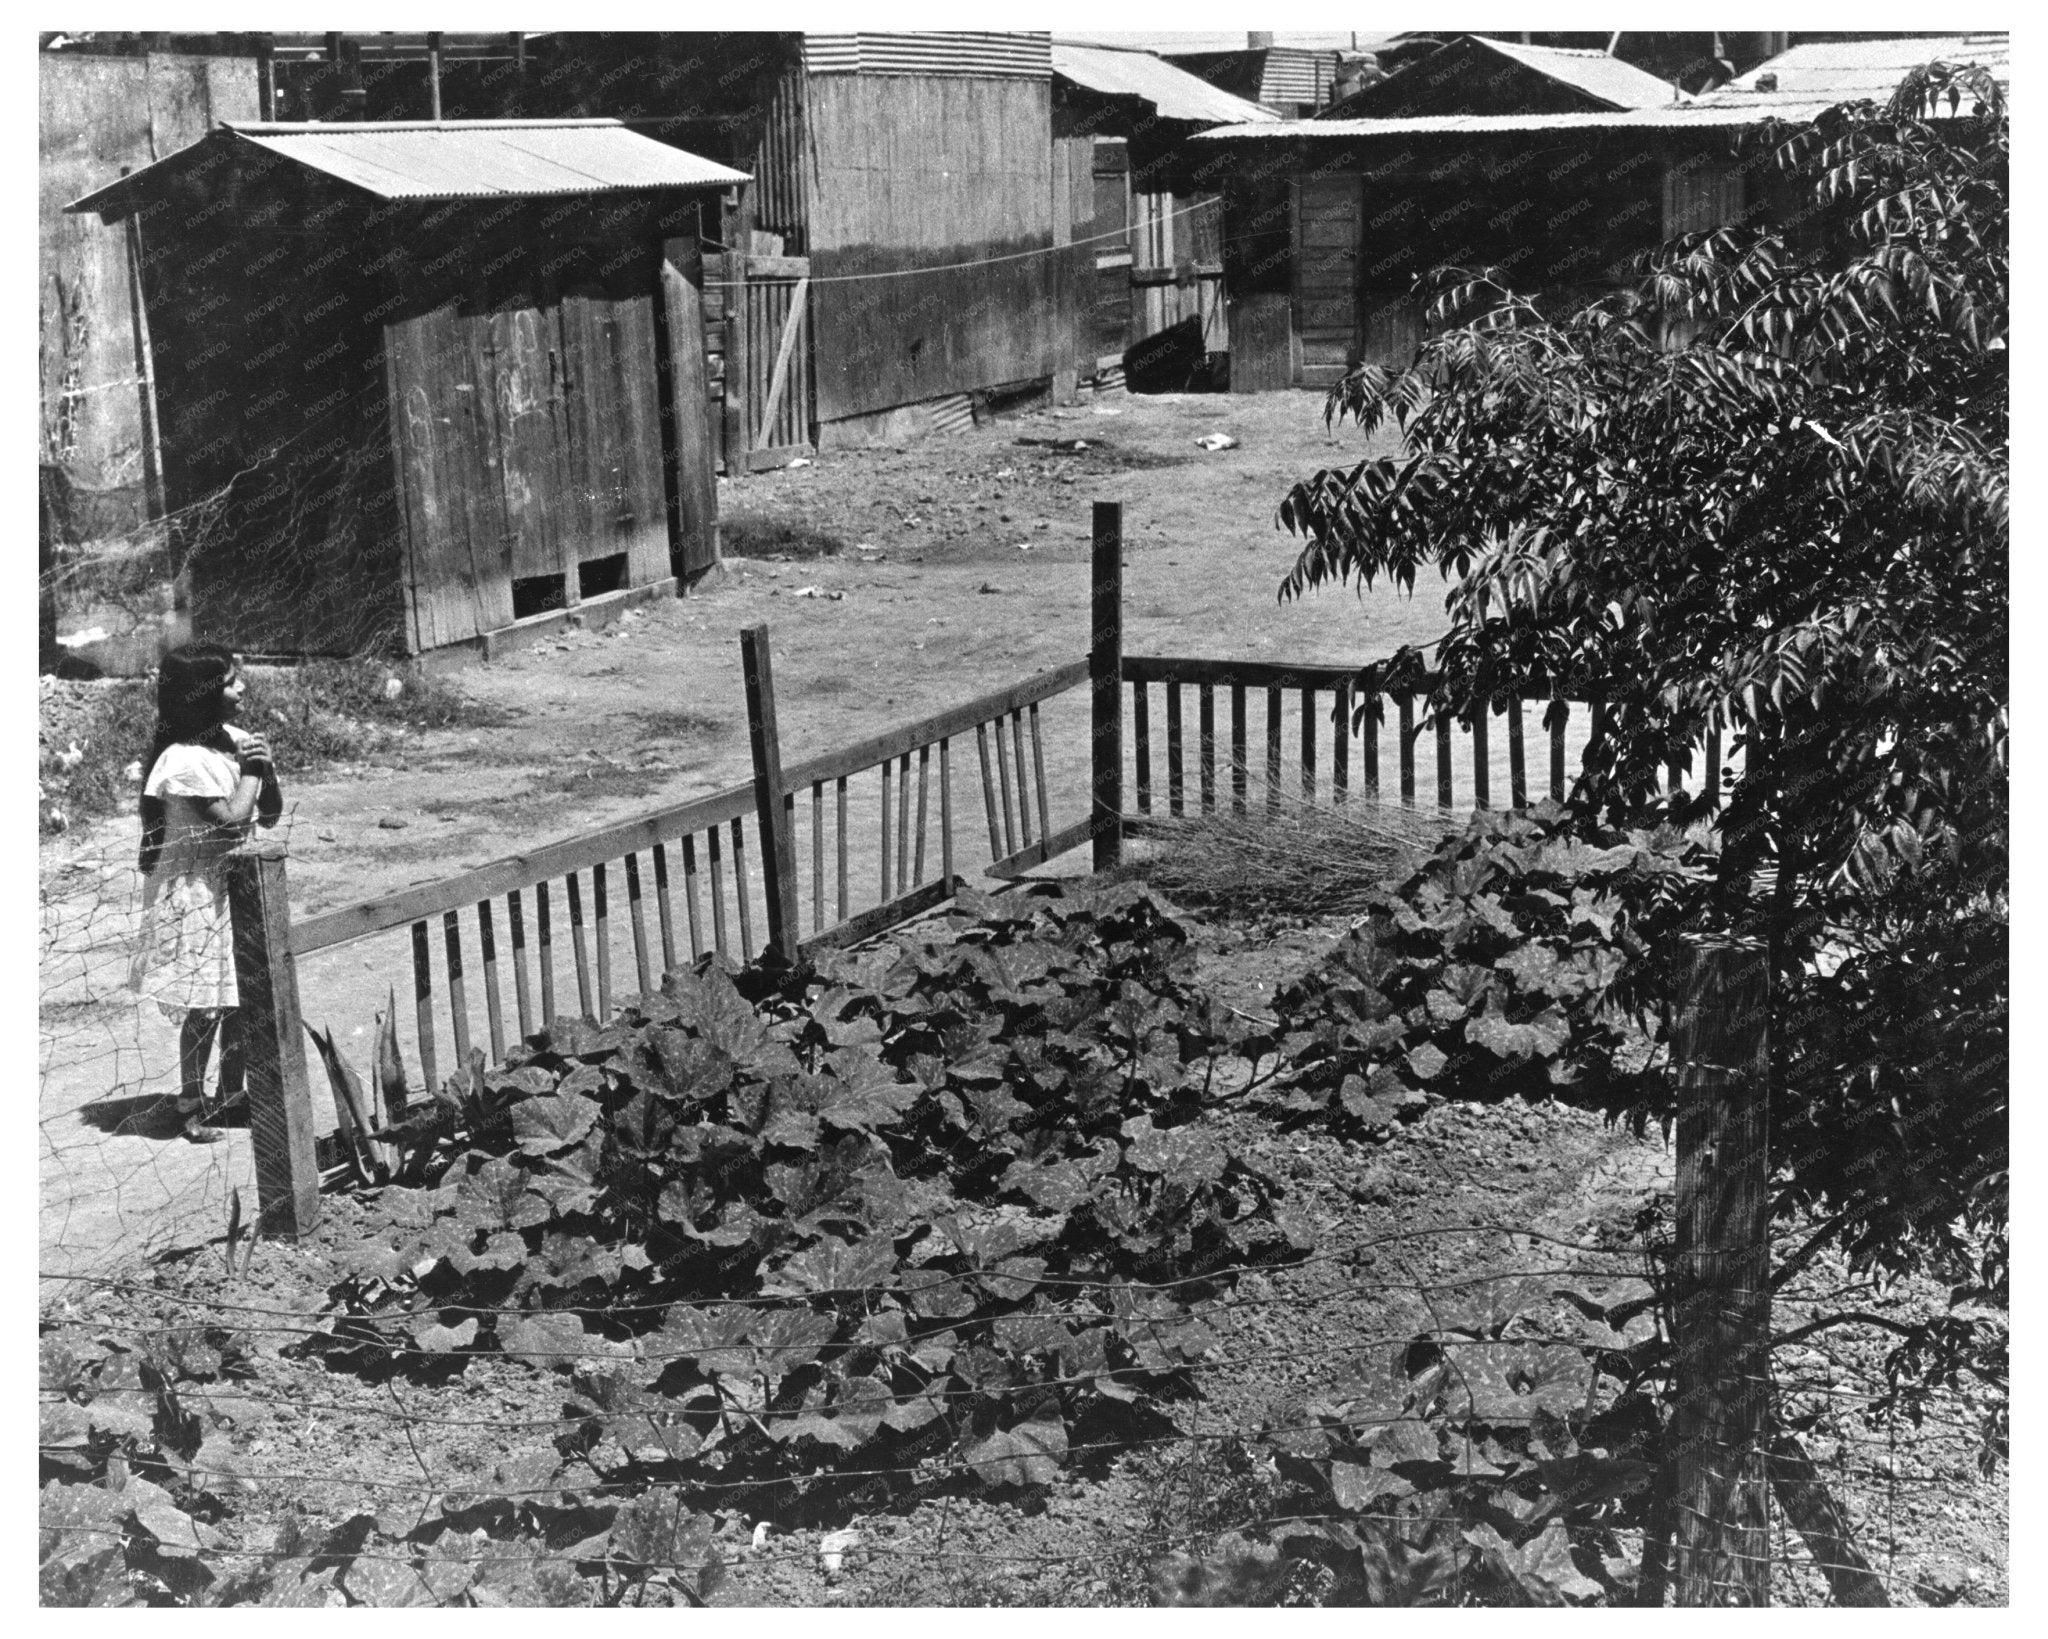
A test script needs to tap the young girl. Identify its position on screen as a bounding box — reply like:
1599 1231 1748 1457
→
132 644 284 1142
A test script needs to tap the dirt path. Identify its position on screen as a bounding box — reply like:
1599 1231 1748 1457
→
42 389 1445 1275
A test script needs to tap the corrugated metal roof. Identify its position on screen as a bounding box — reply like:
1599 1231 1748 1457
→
1196 32 2011 145
1051 42 1279 124
802 32 1052 79
1471 36 1676 110
1711 33 2008 109
1062 32 1395 54
1195 35 2011 145
69 120 748 216
1255 47 1341 109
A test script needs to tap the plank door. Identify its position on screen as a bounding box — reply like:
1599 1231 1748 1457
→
386 300 516 650
557 245 670 589
1089 138 1132 371
479 268 576 603
1293 173 1363 386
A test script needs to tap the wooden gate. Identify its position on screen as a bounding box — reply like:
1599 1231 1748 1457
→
705 253 814 474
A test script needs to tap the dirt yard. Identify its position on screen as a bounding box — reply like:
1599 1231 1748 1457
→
40 389 1437 1273
37 388 2007 1609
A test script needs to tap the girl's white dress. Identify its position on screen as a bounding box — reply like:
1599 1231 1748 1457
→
131 730 258 1018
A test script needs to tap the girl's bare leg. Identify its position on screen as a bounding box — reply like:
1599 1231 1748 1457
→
213 1009 247 1111
176 1010 229 1142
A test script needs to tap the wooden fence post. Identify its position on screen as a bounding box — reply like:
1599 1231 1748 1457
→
224 842 320 1237
741 624 800 964
1092 500 1124 869
1767 1430 1891 1605
1667 940 1773 1605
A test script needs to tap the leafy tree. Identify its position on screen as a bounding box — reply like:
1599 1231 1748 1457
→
1276 65 2007 1318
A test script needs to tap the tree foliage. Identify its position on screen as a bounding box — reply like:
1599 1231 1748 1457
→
1276 64 2007 1310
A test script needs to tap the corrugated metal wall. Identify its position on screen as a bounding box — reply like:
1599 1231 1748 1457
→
802 32 1051 79
804 72 1055 423
751 67 810 250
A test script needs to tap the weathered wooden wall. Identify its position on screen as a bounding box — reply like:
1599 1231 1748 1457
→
39 51 258 541
134 161 405 655
378 202 680 651
805 73 1056 424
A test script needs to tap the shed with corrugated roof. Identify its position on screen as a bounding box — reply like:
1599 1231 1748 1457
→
1189 33 2007 390
68 118 747 659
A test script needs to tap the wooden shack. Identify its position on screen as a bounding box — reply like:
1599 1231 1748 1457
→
1049 42 1277 395
1196 33 2009 391
68 119 744 659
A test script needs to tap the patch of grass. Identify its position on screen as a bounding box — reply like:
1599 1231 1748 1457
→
628 708 726 741
37 657 506 838
720 514 847 560
1141 779 1444 920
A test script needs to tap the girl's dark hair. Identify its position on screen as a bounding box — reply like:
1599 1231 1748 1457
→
138 644 240 875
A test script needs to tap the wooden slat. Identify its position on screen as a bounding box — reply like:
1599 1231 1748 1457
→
1125 654 1377 691
994 713 1019 855
291 782 755 956
443 910 472 1066
1265 687 1282 815
811 782 825 933
1436 714 1454 809
681 833 705 960
1027 704 1052 848
650 845 677 977
1301 686 1316 800
836 777 850 924
566 873 594 1019
1166 682 1185 816
1364 690 1380 797
537 882 557 1023
593 862 614 1019
730 818 754 959
975 721 1003 859
1009 709 1033 849
477 900 506 1063
1550 701 1568 801
1398 695 1417 805
411 920 438 1097
507 888 534 1041
898 751 914 893
1333 684 1350 802
802 876 957 954
1198 684 1216 813
625 852 654 998
880 755 894 901
706 826 729 960
1231 684 1247 815
1132 680 1152 815
1508 698 1528 807
780 660 1089 792
940 738 954 886
914 744 932 887
988 816 1095 880
1473 704 1490 810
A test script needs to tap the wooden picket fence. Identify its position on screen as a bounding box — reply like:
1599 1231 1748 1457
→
225 500 1738 1235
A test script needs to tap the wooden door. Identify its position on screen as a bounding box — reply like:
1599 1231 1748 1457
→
1293 173 1362 386
479 269 575 599
557 245 670 588
386 298 516 650
1089 138 1132 372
